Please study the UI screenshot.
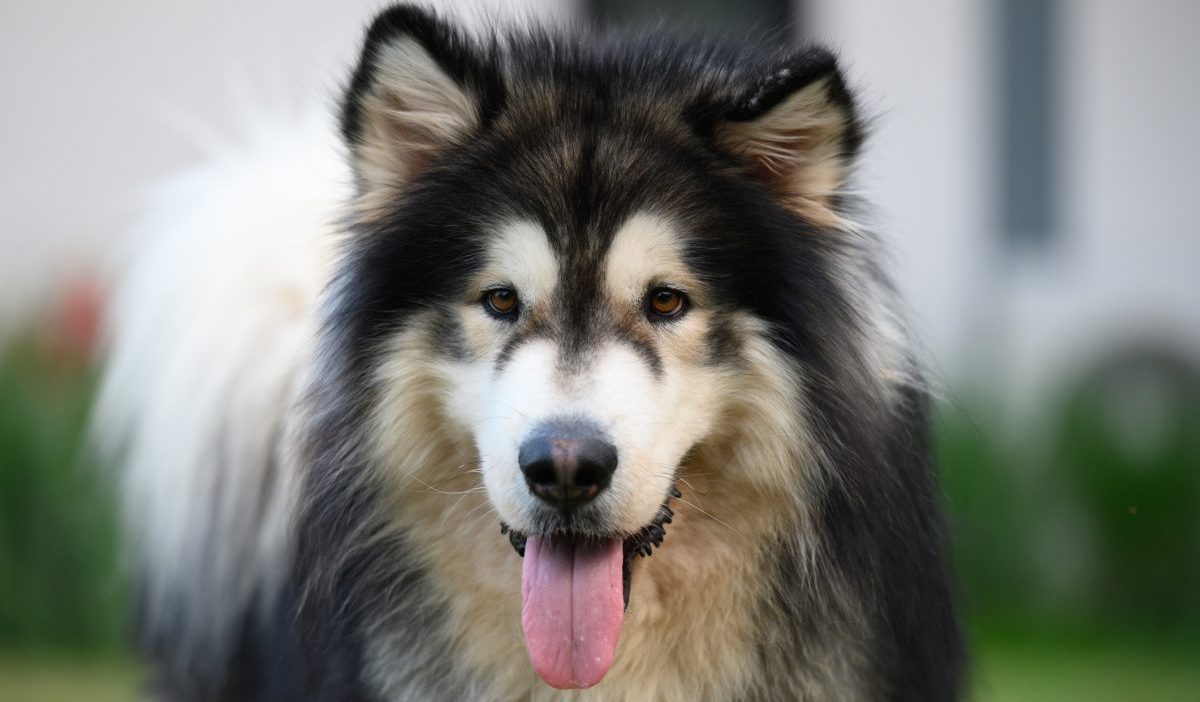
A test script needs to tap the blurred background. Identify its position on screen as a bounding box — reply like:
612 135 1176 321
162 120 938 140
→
1 0 1197 699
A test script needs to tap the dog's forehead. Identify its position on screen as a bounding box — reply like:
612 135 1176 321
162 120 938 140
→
486 113 702 235
473 120 706 316
479 212 688 300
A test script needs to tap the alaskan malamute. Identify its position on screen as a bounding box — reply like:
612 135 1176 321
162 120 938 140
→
98 4 964 700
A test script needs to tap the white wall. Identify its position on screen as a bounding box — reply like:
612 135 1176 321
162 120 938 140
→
1004 0 1200 409
806 0 994 385
0 0 567 339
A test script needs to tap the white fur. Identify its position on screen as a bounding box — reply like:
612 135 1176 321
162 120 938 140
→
93 113 346 665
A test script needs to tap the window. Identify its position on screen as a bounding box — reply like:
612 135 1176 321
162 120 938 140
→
997 0 1058 250
585 0 798 36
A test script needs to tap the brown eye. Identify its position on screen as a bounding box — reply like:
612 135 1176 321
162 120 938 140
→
484 288 519 318
646 287 687 320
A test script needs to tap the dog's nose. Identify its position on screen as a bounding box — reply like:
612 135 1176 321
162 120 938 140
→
519 422 617 511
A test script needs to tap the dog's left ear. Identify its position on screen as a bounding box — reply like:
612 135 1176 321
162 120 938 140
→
709 49 863 228
340 5 501 210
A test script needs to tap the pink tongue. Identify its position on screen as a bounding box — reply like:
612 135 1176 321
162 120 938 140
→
521 535 624 689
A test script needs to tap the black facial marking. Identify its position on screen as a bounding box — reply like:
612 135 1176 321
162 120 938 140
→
705 314 743 365
494 324 544 373
430 311 468 362
611 325 664 378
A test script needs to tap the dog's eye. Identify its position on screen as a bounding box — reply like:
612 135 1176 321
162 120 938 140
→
646 287 687 320
484 288 519 318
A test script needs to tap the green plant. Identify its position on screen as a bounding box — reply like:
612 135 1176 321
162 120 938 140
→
0 340 126 654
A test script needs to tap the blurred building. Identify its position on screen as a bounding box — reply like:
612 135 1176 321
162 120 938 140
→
806 0 1200 426
2 0 1198 420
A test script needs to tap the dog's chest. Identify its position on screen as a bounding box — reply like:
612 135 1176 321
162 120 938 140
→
369 499 766 701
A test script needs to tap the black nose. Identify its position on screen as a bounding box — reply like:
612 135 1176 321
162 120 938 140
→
519 421 617 511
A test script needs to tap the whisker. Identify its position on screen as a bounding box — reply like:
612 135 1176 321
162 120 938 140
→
459 497 499 528
396 461 472 488
411 473 485 496
676 476 700 496
675 496 739 534
437 487 486 531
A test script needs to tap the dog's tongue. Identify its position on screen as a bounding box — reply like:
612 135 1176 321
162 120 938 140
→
521 535 624 689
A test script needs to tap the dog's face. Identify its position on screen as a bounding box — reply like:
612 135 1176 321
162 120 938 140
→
331 6 864 689
450 212 724 539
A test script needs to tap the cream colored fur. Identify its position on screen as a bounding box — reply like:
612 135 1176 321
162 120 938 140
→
717 77 855 230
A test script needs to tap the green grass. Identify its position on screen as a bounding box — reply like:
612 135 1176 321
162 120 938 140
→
0 657 142 702
1 638 1197 702
974 637 1200 702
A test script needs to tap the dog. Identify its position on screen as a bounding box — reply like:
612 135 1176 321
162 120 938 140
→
96 4 964 700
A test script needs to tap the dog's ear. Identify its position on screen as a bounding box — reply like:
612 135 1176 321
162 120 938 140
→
708 49 863 228
341 5 500 208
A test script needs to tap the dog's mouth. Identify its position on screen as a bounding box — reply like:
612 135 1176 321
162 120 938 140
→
499 486 679 690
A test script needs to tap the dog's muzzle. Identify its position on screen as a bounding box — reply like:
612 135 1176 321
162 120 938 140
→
503 419 679 691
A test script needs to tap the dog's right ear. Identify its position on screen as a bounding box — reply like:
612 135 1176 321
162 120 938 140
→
341 5 500 206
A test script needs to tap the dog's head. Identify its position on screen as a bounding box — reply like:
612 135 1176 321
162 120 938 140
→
329 4 865 689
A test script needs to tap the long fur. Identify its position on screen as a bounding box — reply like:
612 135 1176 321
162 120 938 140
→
98 5 965 701
94 115 346 697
